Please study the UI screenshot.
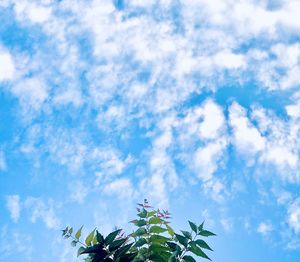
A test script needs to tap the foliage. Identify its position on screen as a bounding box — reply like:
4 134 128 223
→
62 199 215 261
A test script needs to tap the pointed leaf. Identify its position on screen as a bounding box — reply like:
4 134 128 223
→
198 230 216 237
194 239 213 251
189 243 211 260
149 226 167 234
166 224 175 237
175 233 188 247
75 226 83 240
85 228 96 246
105 229 122 245
188 221 198 234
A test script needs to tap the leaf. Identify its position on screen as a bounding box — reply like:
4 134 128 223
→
96 231 104 244
75 226 83 240
77 247 86 257
147 211 157 217
114 243 134 258
138 209 147 218
149 217 162 224
149 235 170 244
181 230 192 240
71 240 77 247
69 227 73 235
183 255 197 262
198 221 204 232
149 226 167 234
166 224 175 237
105 229 122 245
189 243 211 260
194 239 213 251
175 233 188 247
109 238 127 251
198 230 216 237
134 238 147 248
188 221 198 234
135 219 147 227
166 242 181 252
85 228 96 246
134 227 147 236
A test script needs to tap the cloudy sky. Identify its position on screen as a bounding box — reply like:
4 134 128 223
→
1 0 300 261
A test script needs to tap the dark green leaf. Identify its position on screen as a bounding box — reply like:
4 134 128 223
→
194 239 213 251
188 221 198 234
77 247 85 257
198 221 204 232
183 255 197 262
104 229 122 245
181 230 192 240
175 233 188 247
134 238 147 248
189 243 211 260
198 230 216 237
109 238 127 251
96 231 104 244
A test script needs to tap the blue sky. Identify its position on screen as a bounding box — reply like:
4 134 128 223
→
1 0 300 261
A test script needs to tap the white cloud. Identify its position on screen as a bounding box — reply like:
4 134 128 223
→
287 198 300 234
6 195 21 223
229 102 265 155
103 178 135 199
25 197 60 230
12 78 48 110
213 50 246 69
257 221 273 236
0 49 15 81
69 180 89 204
14 2 52 23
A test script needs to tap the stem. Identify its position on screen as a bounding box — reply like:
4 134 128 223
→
179 231 196 261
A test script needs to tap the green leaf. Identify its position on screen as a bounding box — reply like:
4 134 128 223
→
194 239 213 251
105 229 122 245
149 217 162 224
175 233 188 247
149 226 167 234
189 243 211 260
183 255 197 262
77 247 85 257
188 221 198 234
138 209 147 218
166 224 175 237
75 226 83 240
85 228 96 246
149 235 170 244
147 211 157 217
134 237 147 248
198 221 204 232
181 230 192 240
134 227 147 236
166 241 181 252
109 238 127 251
69 227 73 235
135 219 147 227
71 240 77 247
96 231 104 244
114 243 134 258
198 230 216 237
